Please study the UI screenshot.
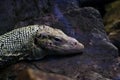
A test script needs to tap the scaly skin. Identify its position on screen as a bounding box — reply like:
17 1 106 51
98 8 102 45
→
0 25 84 68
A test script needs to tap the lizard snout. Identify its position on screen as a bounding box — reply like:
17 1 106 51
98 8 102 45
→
65 37 84 53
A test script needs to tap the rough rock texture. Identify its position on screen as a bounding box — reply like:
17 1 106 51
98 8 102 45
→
52 6 118 58
0 0 15 35
0 0 116 35
0 0 119 80
0 0 53 35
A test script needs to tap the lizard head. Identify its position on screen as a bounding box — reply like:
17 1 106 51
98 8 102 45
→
35 25 84 54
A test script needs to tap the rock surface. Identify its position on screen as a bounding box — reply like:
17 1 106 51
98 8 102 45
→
0 0 116 35
0 0 119 80
0 0 15 35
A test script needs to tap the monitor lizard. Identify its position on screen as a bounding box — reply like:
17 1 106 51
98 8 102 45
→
0 25 84 68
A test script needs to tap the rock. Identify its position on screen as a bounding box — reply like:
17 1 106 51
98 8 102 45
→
0 0 114 35
0 0 15 35
55 0 79 12
0 0 116 35
0 1 119 80
84 71 111 80
17 68 73 80
52 7 118 58
109 57 120 80
0 0 53 35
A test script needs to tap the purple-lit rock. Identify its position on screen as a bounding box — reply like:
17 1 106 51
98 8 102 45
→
0 0 119 80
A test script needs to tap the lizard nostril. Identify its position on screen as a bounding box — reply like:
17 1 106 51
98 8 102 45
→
74 42 77 45
48 42 52 46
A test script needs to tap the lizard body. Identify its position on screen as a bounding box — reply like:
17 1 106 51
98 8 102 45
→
0 25 84 68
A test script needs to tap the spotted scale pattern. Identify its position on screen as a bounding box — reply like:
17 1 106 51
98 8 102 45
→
0 25 40 56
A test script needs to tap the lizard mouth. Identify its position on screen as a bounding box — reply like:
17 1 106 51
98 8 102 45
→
43 48 84 56
40 43 84 55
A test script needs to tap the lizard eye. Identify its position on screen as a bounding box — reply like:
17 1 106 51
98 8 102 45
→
54 37 62 42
